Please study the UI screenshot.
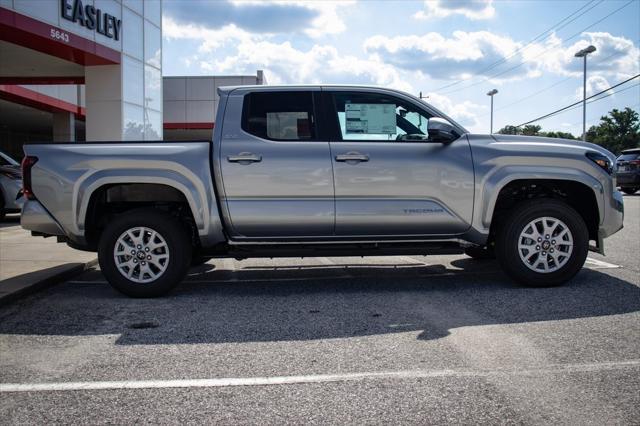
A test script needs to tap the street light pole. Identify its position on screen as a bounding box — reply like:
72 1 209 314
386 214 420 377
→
487 89 498 133
574 45 596 141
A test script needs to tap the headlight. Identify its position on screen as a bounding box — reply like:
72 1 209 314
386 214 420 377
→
586 151 614 175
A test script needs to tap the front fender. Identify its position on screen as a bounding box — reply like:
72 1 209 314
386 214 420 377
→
477 165 604 231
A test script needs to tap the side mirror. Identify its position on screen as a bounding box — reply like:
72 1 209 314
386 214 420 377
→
428 117 459 143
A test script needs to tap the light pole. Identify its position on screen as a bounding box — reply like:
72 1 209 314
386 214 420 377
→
575 45 596 141
487 89 498 133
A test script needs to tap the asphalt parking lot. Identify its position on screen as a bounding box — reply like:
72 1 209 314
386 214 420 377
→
1 195 639 424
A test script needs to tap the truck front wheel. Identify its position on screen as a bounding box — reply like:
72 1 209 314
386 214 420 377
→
495 199 588 287
98 209 192 297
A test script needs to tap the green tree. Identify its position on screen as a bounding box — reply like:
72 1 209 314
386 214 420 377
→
586 108 640 154
522 124 542 136
541 131 576 139
497 125 520 135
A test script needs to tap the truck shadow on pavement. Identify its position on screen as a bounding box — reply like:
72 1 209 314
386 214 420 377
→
0 215 20 229
0 261 638 345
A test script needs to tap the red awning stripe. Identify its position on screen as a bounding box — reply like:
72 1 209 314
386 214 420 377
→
0 76 85 85
0 84 85 119
0 7 120 66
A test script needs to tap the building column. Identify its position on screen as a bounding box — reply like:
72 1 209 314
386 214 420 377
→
53 111 75 141
84 65 123 141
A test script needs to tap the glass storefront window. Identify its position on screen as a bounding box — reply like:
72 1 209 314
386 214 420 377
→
93 0 122 51
122 7 143 60
14 0 58 26
123 0 143 14
144 65 162 111
123 103 144 141
123 56 144 105
144 0 161 26
144 109 162 140
144 21 161 68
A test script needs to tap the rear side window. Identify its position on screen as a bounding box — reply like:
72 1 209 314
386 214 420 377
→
242 91 316 141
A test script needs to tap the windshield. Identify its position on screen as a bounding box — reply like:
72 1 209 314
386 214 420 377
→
617 152 640 161
0 151 19 166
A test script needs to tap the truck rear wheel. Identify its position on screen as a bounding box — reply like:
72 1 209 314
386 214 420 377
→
98 209 192 297
495 199 588 287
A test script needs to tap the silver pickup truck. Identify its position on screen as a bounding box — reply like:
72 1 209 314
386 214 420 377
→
20 85 624 297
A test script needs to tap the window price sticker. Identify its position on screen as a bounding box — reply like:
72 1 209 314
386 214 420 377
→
345 103 396 134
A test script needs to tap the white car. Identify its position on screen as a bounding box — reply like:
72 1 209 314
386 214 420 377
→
0 151 23 221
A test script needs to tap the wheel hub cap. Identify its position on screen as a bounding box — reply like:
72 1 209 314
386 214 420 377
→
518 216 573 273
113 226 170 283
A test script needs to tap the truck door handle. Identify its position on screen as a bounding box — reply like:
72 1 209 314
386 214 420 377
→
227 153 262 163
335 153 369 163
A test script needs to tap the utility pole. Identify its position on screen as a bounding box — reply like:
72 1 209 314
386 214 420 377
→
487 89 498 134
574 45 596 141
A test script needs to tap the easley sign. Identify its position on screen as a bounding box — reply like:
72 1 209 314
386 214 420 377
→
61 0 122 41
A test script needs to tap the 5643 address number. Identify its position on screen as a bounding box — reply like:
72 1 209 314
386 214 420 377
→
50 29 70 43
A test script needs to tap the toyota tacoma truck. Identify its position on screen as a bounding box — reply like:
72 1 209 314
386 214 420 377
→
20 85 624 297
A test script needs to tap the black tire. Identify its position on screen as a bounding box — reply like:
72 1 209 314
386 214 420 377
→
495 199 588 287
464 246 495 260
621 187 638 195
98 209 192 298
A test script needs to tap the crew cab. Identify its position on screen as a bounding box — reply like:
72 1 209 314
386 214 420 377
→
20 85 624 297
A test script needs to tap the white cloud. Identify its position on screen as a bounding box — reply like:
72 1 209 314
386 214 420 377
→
538 32 640 80
414 0 495 20
574 75 613 101
227 0 356 38
163 0 353 38
162 17 254 52
199 39 414 93
365 31 530 82
365 30 639 85
424 92 486 132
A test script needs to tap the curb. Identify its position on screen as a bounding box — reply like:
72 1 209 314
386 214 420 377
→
0 259 98 306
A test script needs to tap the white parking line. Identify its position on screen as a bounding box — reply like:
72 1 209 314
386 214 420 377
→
1 360 638 393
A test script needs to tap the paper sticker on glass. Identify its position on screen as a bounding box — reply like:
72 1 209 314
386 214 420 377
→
345 103 396 134
266 112 311 140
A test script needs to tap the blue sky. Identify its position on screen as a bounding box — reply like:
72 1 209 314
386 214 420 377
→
161 0 640 135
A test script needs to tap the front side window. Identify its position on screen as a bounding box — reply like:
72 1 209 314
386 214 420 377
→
242 91 316 141
331 92 432 141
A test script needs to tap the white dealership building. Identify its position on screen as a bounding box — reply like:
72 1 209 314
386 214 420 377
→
0 0 264 159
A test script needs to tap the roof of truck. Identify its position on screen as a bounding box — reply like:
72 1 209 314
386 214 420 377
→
217 84 396 93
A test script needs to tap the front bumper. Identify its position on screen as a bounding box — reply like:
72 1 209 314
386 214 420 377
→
21 199 65 236
600 189 624 238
